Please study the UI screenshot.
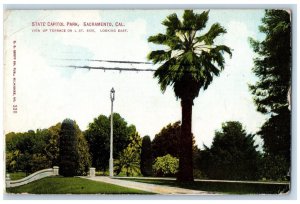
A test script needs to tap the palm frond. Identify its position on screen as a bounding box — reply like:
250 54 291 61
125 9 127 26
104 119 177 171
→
205 49 226 69
209 45 232 67
194 10 210 31
182 10 196 31
148 33 184 51
148 33 168 44
206 60 222 77
203 69 213 90
196 23 227 45
154 58 178 92
213 45 233 57
162 13 181 35
147 50 171 64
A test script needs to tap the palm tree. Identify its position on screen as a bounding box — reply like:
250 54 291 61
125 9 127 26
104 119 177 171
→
114 132 142 176
114 147 140 176
148 10 232 181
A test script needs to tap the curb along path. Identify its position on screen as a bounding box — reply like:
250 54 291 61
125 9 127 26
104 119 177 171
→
80 176 217 195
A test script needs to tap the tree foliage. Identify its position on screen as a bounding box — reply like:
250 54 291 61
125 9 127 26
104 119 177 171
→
148 10 232 181
114 132 142 176
249 10 291 114
77 127 92 176
152 122 181 159
152 121 198 159
260 154 289 181
6 120 91 177
6 129 51 174
249 10 291 180
59 119 80 177
45 123 61 166
198 121 261 180
85 113 136 171
148 10 232 97
258 107 290 180
140 136 153 176
59 119 91 177
153 154 179 177
259 108 291 162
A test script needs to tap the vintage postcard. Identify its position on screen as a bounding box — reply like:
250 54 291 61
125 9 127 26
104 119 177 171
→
3 9 292 195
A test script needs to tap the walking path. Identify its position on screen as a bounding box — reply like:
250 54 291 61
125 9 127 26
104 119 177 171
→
80 176 217 195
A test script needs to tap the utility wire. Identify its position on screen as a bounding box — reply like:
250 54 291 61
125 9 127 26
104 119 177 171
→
60 58 153 65
58 59 230 73
61 65 213 74
57 58 156 72
63 65 156 72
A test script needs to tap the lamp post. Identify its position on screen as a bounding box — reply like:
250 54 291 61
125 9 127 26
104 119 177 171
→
109 87 115 177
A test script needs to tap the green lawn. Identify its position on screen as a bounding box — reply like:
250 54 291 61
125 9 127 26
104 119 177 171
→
119 178 290 194
6 176 153 194
8 172 27 180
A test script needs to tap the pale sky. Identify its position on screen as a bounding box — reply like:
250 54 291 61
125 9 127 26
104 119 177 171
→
4 9 267 149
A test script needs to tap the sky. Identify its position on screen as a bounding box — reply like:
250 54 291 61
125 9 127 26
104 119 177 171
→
4 9 267 149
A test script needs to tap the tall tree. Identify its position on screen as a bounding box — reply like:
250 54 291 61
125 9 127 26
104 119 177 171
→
45 123 61 166
59 119 79 177
85 113 136 172
198 121 261 180
249 10 291 177
140 135 153 176
152 121 199 174
249 10 291 114
148 10 231 181
84 115 109 172
76 125 92 176
152 122 181 159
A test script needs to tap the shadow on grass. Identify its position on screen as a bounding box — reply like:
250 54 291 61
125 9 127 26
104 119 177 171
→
119 178 290 194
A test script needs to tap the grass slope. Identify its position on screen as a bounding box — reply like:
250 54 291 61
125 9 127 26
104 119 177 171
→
120 178 290 194
6 176 153 194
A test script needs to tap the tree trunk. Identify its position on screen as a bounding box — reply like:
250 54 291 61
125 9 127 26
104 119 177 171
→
177 99 194 182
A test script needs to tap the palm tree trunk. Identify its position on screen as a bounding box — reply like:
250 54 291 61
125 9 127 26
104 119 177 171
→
177 99 194 182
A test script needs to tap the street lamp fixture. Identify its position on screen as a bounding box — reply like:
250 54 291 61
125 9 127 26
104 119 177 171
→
109 87 115 177
110 87 115 102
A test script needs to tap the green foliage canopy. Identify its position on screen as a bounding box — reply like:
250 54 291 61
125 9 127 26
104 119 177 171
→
152 121 198 159
6 129 51 174
249 10 291 180
85 113 136 171
140 135 153 176
59 119 80 177
152 121 181 159
198 121 261 180
148 10 232 99
114 132 142 176
58 119 91 177
249 10 291 114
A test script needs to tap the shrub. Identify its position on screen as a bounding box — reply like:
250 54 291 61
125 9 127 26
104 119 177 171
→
153 154 179 177
260 154 290 181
